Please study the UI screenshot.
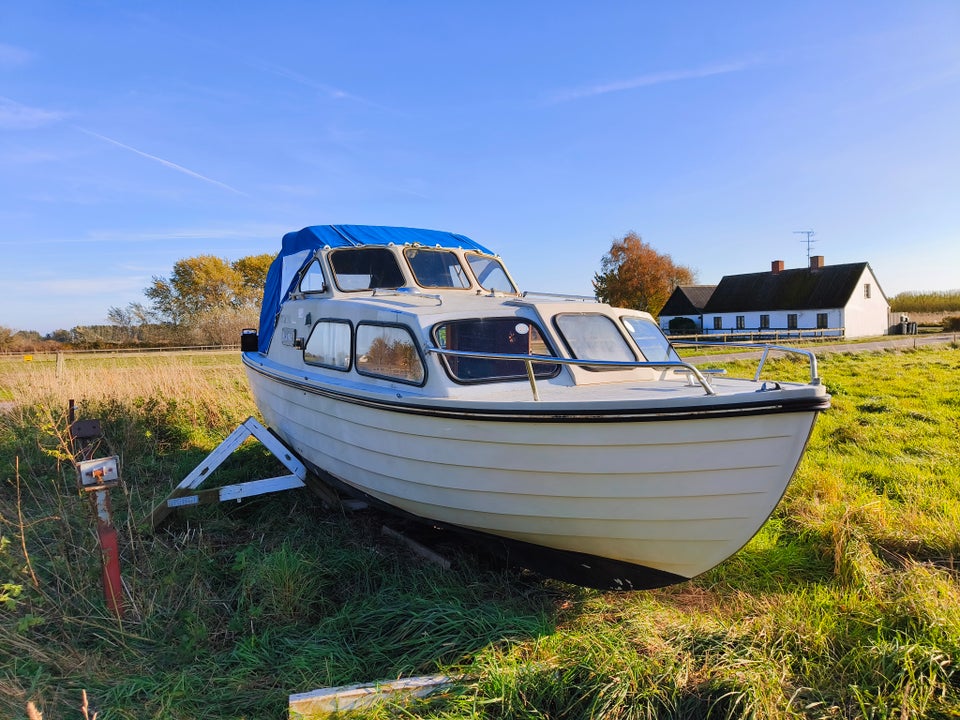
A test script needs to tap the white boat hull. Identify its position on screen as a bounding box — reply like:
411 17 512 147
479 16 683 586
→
244 359 819 589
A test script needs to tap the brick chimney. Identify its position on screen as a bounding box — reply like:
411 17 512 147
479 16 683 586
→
771 260 785 274
809 255 824 269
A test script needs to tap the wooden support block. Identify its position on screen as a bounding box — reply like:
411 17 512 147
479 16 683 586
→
381 525 451 570
289 675 459 718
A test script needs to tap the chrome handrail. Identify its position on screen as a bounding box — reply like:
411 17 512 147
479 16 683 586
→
425 346 718 400
520 290 597 302
671 340 820 384
370 287 443 305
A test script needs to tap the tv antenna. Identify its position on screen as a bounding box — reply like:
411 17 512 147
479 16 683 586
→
794 230 816 259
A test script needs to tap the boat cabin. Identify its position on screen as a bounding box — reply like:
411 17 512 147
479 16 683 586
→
251 225 686 399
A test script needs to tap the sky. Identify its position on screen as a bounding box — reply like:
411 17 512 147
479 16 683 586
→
2 2 959 334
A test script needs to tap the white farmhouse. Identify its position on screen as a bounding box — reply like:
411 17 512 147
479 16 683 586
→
659 256 890 339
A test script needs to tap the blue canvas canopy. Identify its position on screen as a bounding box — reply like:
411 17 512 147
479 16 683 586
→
256 225 495 352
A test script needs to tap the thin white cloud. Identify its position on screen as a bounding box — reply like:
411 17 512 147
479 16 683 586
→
0 95 65 129
75 127 247 196
546 60 755 104
4 275 146 296
86 223 287 243
0 43 32 67
246 58 400 114
253 60 356 101
0 223 288 246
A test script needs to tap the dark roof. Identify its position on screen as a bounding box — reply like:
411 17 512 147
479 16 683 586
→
660 285 717 315
703 262 872 313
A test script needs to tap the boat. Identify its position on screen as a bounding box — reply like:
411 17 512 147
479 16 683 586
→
241 225 830 589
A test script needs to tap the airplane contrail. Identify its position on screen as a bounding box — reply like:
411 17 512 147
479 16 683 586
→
76 126 247 196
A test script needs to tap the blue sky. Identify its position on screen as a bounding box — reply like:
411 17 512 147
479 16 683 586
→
2 2 959 334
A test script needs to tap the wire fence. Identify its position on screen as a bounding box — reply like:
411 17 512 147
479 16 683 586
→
0 345 241 363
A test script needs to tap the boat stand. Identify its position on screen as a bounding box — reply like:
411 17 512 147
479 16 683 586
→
147 416 337 530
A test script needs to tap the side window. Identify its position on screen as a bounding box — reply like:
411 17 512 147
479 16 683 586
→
759 314 770 329
434 317 558 382
864 283 871 299
736 315 745 330
713 317 723 330
817 313 829 329
555 313 635 371
465 254 516 293
304 320 351 370
787 314 798 330
299 259 327 293
356 324 425 384
620 317 679 362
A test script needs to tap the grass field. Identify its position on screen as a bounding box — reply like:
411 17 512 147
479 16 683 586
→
1 346 959 719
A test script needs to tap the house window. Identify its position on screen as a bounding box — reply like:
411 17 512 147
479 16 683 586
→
713 317 723 330
864 283 871 299
787 314 798 330
735 315 745 330
817 313 829 329
759 314 770 329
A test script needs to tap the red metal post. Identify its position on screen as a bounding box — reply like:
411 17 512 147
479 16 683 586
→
97 523 123 616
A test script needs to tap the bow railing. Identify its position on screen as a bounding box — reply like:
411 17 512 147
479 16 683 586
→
425 347 718 401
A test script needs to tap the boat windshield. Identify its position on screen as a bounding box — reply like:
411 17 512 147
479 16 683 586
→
298 259 327 293
434 317 559 382
554 313 636 371
465 253 516 293
329 248 405 291
404 248 471 288
620 317 680 362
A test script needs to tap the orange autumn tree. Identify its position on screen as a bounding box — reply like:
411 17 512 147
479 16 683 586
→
593 232 695 315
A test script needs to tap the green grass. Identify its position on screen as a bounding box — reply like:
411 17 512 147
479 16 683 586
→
1 348 959 719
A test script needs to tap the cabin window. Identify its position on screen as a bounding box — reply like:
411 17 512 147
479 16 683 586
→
620 317 680 362
329 248 405 291
356 324 425 385
864 283 871 299
465 254 516 294
304 320 351 370
787 314 798 330
713 316 723 330
817 313 829 329
736 315 745 330
433 317 559 382
404 248 470 288
555 313 635 371
299 260 327 293
759 314 770 329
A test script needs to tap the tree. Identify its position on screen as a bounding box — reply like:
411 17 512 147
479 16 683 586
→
146 255 239 325
593 232 695 315
109 252 274 345
232 254 274 309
